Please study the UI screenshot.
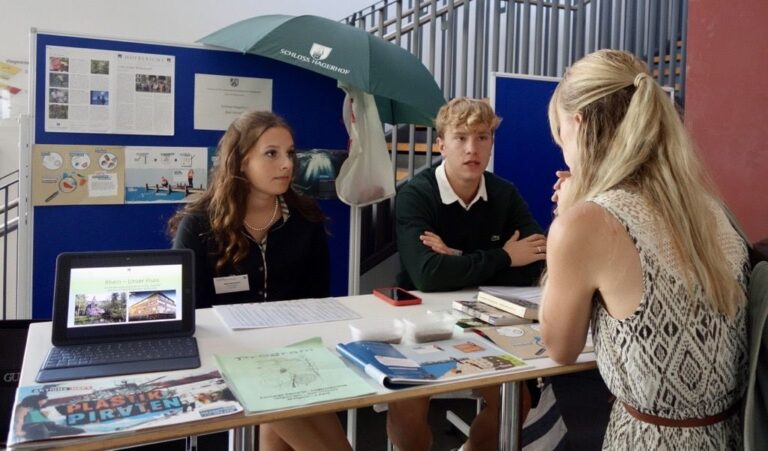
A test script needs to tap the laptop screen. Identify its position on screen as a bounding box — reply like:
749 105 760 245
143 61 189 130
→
52 250 195 345
67 263 184 327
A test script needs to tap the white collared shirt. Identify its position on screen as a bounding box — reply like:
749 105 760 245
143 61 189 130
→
435 162 487 211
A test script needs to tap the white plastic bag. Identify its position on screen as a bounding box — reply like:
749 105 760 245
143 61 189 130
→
335 82 395 207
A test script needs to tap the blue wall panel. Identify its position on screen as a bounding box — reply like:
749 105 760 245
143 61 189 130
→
492 75 564 231
32 33 350 318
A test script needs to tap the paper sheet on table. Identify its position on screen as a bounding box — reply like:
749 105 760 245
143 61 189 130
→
213 298 361 330
215 337 375 413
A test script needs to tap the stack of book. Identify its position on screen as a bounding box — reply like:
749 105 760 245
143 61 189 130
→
452 300 533 326
476 286 542 320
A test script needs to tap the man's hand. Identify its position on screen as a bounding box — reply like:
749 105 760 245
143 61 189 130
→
551 170 571 215
503 231 547 266
420 231 463 256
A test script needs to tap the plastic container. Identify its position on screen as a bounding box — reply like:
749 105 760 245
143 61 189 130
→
403 311 455 343
348 318 404 344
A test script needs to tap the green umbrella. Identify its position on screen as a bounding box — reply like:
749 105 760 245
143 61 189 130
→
198 14 446 126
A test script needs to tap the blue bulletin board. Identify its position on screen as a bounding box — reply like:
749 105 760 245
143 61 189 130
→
28 32 350 318
490 74 564 232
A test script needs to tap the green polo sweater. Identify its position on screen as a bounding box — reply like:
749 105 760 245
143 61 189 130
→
395 168 545 291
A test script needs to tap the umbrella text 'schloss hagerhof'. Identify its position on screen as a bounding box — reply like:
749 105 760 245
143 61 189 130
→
279 48 351 75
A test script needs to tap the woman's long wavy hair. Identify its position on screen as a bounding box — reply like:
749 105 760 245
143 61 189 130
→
548 49 743 316
168 111 325 272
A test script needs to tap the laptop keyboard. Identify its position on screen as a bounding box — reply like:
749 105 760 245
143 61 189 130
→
43 337 198 370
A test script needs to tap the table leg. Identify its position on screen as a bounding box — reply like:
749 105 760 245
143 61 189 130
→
347 408 358 449
185 434 198 451
230 426 255 451
499 381 521 451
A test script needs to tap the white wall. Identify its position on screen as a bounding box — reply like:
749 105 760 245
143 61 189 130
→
0 0 374 174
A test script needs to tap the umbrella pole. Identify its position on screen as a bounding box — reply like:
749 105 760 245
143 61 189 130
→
347 205 361 296
346 206 361 449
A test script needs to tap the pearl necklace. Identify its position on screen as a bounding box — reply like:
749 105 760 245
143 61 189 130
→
244 197 279 232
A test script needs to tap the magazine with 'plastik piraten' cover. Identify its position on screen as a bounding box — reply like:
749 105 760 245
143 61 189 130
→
7 368 241 448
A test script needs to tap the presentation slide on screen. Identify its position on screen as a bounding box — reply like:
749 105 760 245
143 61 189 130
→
67 264 183 327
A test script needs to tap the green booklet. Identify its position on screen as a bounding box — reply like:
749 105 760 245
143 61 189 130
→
215 337 375 413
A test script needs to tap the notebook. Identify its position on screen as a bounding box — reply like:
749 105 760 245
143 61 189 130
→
36 249 200 383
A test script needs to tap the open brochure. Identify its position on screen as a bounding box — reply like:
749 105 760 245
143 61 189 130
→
216 337 375 414
336 335 530 388
474 324 594 360
7 368 241 448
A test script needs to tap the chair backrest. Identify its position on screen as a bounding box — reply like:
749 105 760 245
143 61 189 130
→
0 320 42 447
745 261 768 451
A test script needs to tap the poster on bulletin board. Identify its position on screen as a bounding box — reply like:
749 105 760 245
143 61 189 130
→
44 46 175 135
32 144 124 206
124 146 211 204
193 73 273 130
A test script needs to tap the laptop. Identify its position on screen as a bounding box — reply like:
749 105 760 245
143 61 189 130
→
36 249 200 383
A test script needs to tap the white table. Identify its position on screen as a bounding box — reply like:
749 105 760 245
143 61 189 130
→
15 291 596 450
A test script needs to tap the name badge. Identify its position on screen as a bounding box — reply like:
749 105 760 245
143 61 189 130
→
213 274 250 294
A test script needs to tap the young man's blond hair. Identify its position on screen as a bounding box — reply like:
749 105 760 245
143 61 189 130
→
435 97 502 138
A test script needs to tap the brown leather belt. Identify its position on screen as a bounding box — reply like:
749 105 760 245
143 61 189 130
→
622 402 739 428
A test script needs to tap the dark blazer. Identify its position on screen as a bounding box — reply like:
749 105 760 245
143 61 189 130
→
173 209 330 308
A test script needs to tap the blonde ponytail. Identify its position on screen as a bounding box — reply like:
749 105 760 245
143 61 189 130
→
548 50 745 316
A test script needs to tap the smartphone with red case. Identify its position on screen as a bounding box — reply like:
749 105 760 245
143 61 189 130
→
372 287 422 306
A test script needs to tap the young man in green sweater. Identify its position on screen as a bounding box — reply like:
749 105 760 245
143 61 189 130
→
388 97 547 451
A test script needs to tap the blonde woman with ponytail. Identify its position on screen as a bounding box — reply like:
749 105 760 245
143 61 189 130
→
539 50 748 449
